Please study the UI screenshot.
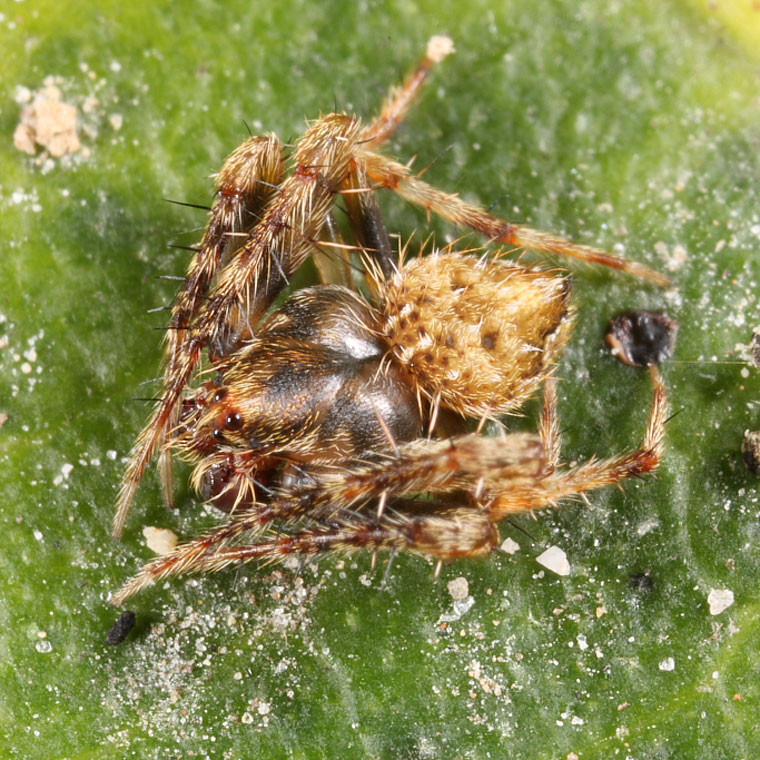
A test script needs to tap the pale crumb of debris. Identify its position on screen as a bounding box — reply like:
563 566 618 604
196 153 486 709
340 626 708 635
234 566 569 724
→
257 701 271 715
500 537 520 554
427 35 455 63
109 113 123 131
14 85 32 104
567 753 580 760
636 517 659 536
617 702 629 711
447 576 469 601
707 588 734 615
81 96 99 114
0 412 8 428
596 605 607 618
14 86 81 158
659 657 675 671
142 525 178 555
13 122 36 154
240 712 254 724
536 545 571 576
670 244 688 269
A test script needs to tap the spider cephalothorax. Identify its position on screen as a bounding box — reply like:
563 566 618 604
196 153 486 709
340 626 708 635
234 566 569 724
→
111 37 669 605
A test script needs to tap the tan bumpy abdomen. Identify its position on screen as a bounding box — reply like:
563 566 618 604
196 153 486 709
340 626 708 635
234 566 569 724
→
381 253 575 418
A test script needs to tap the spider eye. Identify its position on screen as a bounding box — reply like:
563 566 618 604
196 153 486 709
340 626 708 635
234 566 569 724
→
212 428 225 441
214 389 228 404
225 412 243 430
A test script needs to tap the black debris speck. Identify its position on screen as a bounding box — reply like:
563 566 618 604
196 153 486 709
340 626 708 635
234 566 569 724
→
606 310 678 367
630 572 654 592
106 610 137 645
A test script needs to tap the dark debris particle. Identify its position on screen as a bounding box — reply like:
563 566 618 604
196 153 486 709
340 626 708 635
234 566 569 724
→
742 430 760 476
630 572 654 592
605 310 678 367
106 610 137 645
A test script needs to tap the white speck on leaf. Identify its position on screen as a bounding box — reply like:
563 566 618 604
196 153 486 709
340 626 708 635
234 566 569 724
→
707 588 734 615
536 545 571 576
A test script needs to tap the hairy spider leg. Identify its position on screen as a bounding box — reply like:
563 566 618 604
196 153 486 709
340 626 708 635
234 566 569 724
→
359 35 456 150
486 365 667 517
356 150 672 287
539 375 562 472
111 432 546 604
113 137 285 538
112 508 501 589
317 36 458 286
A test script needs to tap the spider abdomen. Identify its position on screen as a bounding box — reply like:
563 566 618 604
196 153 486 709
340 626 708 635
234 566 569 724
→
381 253 575 418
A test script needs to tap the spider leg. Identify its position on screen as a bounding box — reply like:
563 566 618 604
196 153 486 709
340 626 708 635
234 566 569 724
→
113 135 285 538
111 504 503 606
313 210 353 287
540 375 561 472
342 160 396 281
359 35 455 150
110 432 547 604
486 365 667 518
357 150 671 286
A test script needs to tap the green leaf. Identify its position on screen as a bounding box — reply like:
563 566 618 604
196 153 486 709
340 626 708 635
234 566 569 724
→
2 1 759 758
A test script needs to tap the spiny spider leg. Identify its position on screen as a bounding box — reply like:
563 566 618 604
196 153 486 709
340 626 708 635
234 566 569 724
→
359 36 456 149
111 432 546 604
539 375 561 472
113 506 501 593
356 149 672 286
486 366 667 518
114 136 285 537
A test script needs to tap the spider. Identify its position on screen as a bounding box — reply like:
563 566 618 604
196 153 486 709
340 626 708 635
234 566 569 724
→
110 37 669 605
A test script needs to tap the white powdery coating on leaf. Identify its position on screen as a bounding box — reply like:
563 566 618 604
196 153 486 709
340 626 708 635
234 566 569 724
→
142 526 179 555
536 545 571 576
659 657 675 672
707 588 734 615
